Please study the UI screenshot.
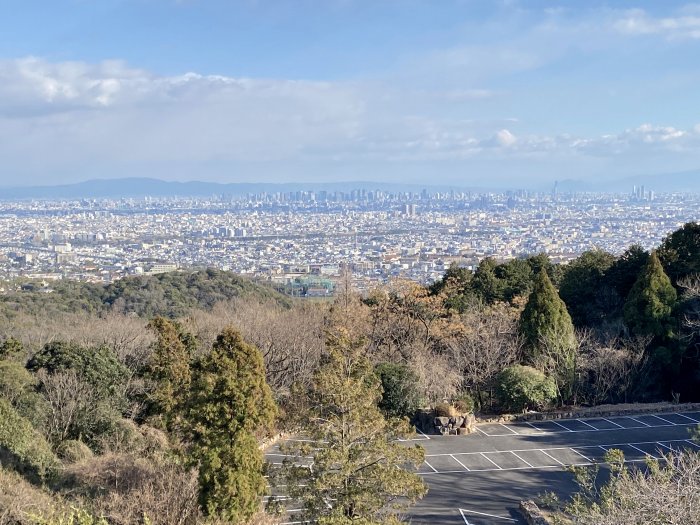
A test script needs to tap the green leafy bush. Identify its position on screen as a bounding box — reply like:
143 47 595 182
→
0 360 49 428
496 365 558 413
56 440 94 464
0 398 59 480
375 362 422 419
27 342 128 397
453 393 475 414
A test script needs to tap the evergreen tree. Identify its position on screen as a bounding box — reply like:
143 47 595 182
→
520 269 576 361
559 250 616 327
658 222 700 283
471 257 504 304
280 330 426 525
144 317 194 426
605 245 649 300
185 327 277 523
624 251 677 338
519 270 577 402
497 258 534 303
375 362 422 419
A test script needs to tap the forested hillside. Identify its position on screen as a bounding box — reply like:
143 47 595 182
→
1 223 699 524
0 269 290 318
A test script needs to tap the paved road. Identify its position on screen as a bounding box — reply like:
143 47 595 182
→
410 411 700 525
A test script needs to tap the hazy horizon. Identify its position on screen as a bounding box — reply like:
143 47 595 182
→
1 1 700 187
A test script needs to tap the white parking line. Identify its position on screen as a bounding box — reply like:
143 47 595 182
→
500 423 519 435
685 439 700 449
425 439 694 459
420 440 697 474
602 418 625 428
480 452 503 470
551 420 574 432
525 421 550 433
652 414 679 426
628 443 656 457
475 426 491 437
451 454 470 471
510 451 534 468
577 419 598 430
570 448 593 463
417 429 432 440
540 449 565 466
460 508 517 523
678 413 700 423
476 413 699 438
626 416 651 427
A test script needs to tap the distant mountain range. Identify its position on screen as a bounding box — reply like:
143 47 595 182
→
0 171 699 199
0 177 492 200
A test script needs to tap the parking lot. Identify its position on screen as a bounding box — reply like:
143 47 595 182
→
410 411 700 524
265 411 700 525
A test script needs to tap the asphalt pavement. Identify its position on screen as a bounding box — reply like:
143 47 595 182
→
409 411 700 524
264 411 700 525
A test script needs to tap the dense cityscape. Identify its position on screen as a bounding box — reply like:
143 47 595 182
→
0 185 695 294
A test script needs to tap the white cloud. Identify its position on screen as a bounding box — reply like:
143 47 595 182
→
612 7 700 39
0 57 698 184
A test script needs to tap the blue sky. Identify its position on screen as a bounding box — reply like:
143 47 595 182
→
1 0 700 187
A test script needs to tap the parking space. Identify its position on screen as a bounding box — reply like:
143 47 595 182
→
422 439 698 475
475 411 700 437
419 439 700 476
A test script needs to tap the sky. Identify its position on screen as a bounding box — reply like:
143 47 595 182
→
1 0 700 188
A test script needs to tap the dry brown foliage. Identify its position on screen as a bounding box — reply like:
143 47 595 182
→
0 467 63 525
65 453 200 525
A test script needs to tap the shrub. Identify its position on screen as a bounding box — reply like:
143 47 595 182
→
433 402 457 418
0 398 59 480
56 440 94 464
496 365 558 413
375 362 423 419
27 341 129 401
0 360 49 427
453 393 475 414
0 467 63 525
65 453 200 525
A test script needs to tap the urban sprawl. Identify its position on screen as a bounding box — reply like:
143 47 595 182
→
0 186 696 295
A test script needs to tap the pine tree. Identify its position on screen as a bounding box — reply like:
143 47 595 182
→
279 329 427 525
624 251 677 338
185 327 277 523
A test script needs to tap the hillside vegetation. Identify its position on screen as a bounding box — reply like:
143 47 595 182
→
1 223 699 524
0 269 290 318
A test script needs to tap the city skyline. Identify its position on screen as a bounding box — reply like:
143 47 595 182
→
2 1 700 187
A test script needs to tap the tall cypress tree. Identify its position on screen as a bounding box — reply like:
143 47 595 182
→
185 327 277 523
624 251 677 339
144 317 194 427
520 269 577 361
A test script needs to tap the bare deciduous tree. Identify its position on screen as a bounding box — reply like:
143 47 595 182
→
445 303 521 407
38 370 100 444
